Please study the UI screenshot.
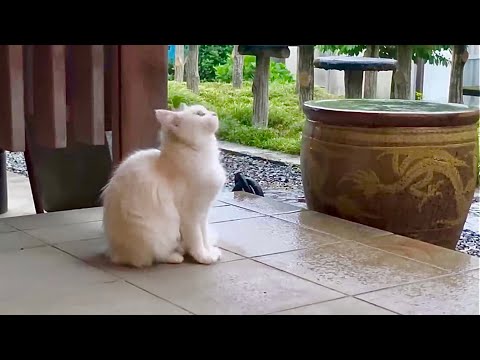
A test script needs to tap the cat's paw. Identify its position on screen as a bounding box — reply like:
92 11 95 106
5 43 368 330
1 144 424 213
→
191 246 222 265
165 252 185 264
207 246 222 261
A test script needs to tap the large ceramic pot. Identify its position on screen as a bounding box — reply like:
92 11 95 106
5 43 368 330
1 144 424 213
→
301 99 479 249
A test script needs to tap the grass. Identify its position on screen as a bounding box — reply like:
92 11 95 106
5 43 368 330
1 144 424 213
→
168 81 479 183
167 81 338 155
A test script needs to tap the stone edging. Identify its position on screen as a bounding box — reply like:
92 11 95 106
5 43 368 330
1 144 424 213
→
218 141 300 167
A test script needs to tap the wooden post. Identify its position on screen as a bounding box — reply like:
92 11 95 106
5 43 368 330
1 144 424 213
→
252 54 270 128
238 46 290 128
297 45 314 109
185 45 200 94
0 45 25 152
364 45 379 99
449 45 469 104
344 70 364 98
68 45 105 145
393 45 413 100
31 45 67 148
415 57 425 97
174 45 184 82
117 45 168 160
232 45 244 89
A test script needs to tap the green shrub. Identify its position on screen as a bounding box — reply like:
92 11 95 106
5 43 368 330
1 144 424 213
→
168 81 337 154
199 45 233 82
215 55 294 84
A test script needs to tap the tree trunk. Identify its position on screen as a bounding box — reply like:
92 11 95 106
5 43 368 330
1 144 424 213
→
449 45 469 104
185 45 200 94
393 45 412 99
252 54 270 128
390 69 396 99
174 45 184 82
415 57 425 98
297 45 314 109
232 45 244 89
364 45 379 98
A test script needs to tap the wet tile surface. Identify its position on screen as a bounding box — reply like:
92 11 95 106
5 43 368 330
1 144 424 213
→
3 207 103 230
106 259 343 315
0 246 116 302
214 216 342 258
275 211 391 241
1 194 478 315
466 269 479 279
357 274 480 315
0 231 45 253
55 237 244 268
0 221 16 233
0 280 189 315
272 297 397 315
25 221 104 244
256 242 446 295
208 205 264 223
218 191 303 215
357 234 480 272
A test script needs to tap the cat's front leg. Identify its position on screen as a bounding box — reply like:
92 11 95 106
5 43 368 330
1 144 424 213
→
200 216 222 260
181 221 221 265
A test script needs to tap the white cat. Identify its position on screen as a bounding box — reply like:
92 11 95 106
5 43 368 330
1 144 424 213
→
101 104 226 268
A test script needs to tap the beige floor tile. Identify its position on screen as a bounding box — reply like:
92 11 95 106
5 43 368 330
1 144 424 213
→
0 280 189 315
356 234 480 272
214 216 342 258
212 200 228 207
108 259 343 315
275 211 391 241
25 221 103 244
272 297 396 315
0 231 45 253
465 269 479 279
357 274 480 315
55 237 244 268
4 207 103 230
218 191 303 215
256 242 447 295
208 205 264 223
0 221 17 234
0 246 116 301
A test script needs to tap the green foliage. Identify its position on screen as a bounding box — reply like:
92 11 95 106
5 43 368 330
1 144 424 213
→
317 45 452 66
167 61 174 81
215 55 294 84
167 81 338 154
198 45 234 82
415 91 423 100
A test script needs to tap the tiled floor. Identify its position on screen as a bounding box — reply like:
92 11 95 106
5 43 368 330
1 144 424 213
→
0 192 479 315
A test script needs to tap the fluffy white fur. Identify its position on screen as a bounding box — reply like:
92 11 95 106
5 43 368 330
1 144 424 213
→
101 104 226 268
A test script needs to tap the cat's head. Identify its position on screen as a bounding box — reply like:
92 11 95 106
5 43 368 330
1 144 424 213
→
154 103 219 147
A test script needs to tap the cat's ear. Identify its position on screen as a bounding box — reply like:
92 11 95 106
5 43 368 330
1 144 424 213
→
154 109 180 131
176 103 188 111
203 115 219 134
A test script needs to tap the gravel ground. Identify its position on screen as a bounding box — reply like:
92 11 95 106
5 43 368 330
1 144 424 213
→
5 150 480 257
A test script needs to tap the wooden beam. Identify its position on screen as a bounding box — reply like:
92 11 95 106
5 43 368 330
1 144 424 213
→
31 45 67 148
68 45 105 145
116 45 168 160
104 45 120 165
0 45 25 151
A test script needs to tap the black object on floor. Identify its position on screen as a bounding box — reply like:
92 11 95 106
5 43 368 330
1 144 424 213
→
232 172 264 196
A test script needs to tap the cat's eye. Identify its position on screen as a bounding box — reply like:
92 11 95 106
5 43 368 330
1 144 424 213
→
196 110 205 116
